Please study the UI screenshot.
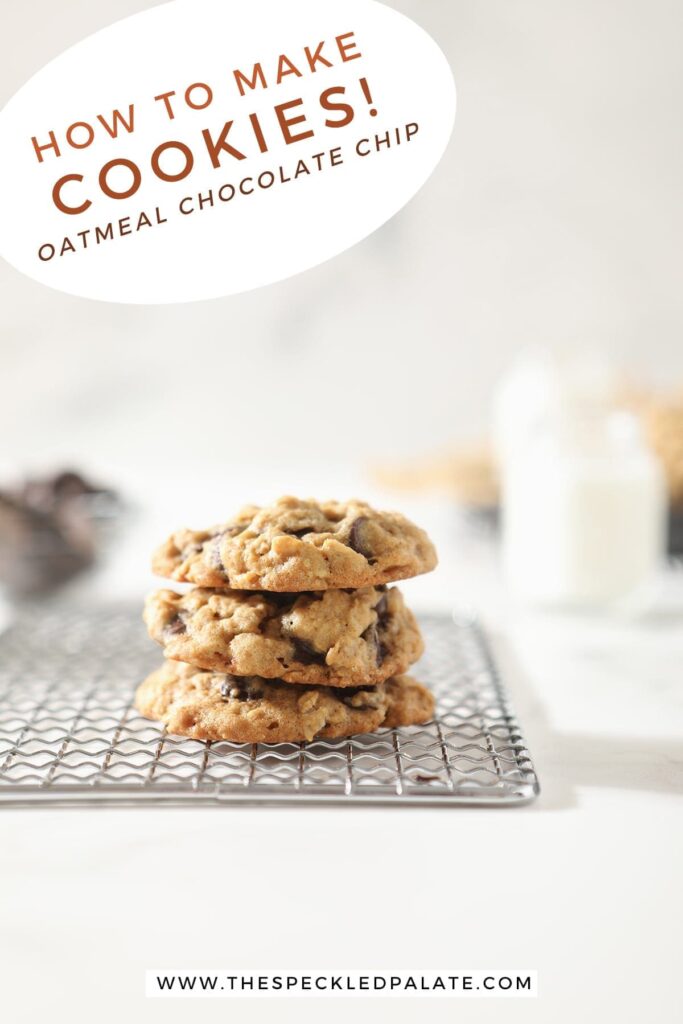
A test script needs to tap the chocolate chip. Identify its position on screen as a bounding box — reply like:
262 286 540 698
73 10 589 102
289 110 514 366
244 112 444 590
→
51 471 95 499
362 621 378 647
361 622 386 667
348 516 374 559
291 639 326 666
206 535 224 569
224 523 248 537
267 591 299 608
375 593 388 617
332 684 374 698
206 525 246 571
219 676 263 702
164 614 186 638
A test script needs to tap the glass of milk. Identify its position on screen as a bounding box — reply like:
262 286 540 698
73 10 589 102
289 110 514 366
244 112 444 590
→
496 354 666 609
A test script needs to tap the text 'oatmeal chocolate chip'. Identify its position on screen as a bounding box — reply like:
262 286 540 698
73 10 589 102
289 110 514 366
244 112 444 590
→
292 639 327 666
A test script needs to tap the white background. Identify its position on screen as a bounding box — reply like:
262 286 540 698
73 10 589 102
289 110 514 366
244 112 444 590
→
1 0 682 469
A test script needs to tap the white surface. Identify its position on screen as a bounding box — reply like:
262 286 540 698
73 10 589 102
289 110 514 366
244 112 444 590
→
2 473 682 1022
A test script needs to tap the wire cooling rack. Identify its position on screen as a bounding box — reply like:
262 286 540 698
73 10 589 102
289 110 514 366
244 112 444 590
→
0 605 539 807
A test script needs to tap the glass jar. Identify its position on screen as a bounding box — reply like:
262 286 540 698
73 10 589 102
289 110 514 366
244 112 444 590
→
501 409 666 608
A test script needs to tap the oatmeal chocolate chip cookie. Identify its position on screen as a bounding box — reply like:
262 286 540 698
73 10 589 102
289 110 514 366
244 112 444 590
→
151 496 437 591
143 584 423 686
134 661 434 743
382 675 436 730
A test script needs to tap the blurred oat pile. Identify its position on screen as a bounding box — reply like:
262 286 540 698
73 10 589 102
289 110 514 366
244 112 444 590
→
638 395 683 512
372 386 683 520
372 444 499 512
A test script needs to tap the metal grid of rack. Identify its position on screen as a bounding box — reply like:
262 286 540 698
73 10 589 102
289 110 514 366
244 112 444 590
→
0 606 539 806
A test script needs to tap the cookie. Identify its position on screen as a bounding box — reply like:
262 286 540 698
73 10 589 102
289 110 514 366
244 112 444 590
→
134 661 434 743
151 496 437 591
143 584 423 686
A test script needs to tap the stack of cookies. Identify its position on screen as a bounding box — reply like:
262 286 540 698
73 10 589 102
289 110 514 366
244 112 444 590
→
135 496 438 744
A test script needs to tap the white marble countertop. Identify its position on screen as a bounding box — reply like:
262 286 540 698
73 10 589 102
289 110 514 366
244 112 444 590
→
3 471 682 1023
